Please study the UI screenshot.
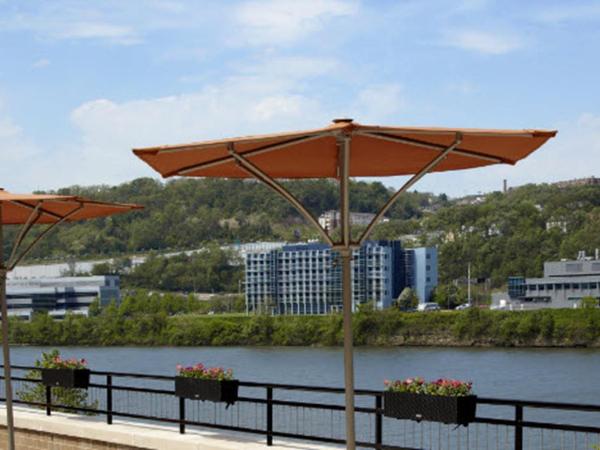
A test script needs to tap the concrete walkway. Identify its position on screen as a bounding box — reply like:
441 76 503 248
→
0 406 342 450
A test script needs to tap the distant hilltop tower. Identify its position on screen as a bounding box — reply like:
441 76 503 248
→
503 179 507 193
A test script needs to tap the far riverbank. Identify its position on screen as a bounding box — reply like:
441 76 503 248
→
7 306 600 348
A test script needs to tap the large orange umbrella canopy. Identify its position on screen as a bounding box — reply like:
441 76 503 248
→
0 189 142 225
133 119 557 179
132 118 556 450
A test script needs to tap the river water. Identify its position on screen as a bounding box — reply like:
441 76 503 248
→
7 346 600 449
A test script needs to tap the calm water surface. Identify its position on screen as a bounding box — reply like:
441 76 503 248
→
9 346 600 404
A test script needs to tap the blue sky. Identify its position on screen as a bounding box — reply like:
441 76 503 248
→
1 0 599 197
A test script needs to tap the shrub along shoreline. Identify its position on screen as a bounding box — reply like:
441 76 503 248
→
6 296 600 348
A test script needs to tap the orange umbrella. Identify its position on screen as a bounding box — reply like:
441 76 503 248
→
134 118 556 449
0 189 142 450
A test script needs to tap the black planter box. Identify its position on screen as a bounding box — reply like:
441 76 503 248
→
384 391 477 425
41 368 90 389
175 377 239 406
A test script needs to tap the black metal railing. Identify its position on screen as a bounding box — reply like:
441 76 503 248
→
1 365 600 450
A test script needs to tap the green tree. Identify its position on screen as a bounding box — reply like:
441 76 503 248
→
581 296 599 309
397 288 419 310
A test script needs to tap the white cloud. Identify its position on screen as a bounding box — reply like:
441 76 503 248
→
447 81 478 94
443 30 523 55
352 84 405 123
0 107 42 191
0 4 141 44
0 1 214 45
58 66 333 187
0 117 21 139
536 3 600 23
52 22 140 44
32 58 50 69
234 0 358 45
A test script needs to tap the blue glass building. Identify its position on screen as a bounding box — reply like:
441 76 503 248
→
245 241 437 315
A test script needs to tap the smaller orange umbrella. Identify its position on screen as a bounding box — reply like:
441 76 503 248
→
0 188 142 450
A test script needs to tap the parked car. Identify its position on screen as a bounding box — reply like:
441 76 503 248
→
455 303 472 311
417 302 441 312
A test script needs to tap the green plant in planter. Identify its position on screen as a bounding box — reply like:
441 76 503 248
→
383 377 476 425
16 350 98 415
176 363 233 380
43 353 87 369
385 377 473 396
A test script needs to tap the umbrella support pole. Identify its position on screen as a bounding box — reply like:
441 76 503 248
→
0 210 15 450
338 135 356 450
340 248 356 450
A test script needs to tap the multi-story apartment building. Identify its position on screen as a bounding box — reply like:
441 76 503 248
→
6 276 121 320
508 252 600 308
245 241 437 315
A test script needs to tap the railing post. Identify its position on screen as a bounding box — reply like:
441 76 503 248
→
514 405 523 450
45 385 51 416
179 397 185 434
106 375 113 425
266 386 273 446
375 394 383 449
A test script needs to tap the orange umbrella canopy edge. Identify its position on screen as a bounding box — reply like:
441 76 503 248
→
0 189 143 225
132 119 557 180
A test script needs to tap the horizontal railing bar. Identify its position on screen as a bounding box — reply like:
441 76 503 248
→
3 365 175 381
475 416 600 434
4 377 376 414
4 365 379 394
477 396 600 412
240 380 380 395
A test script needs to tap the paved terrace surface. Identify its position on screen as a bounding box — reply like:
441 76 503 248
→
0 406 341 449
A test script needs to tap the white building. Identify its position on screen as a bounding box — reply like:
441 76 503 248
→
317 210 389 231
6 276 121 320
